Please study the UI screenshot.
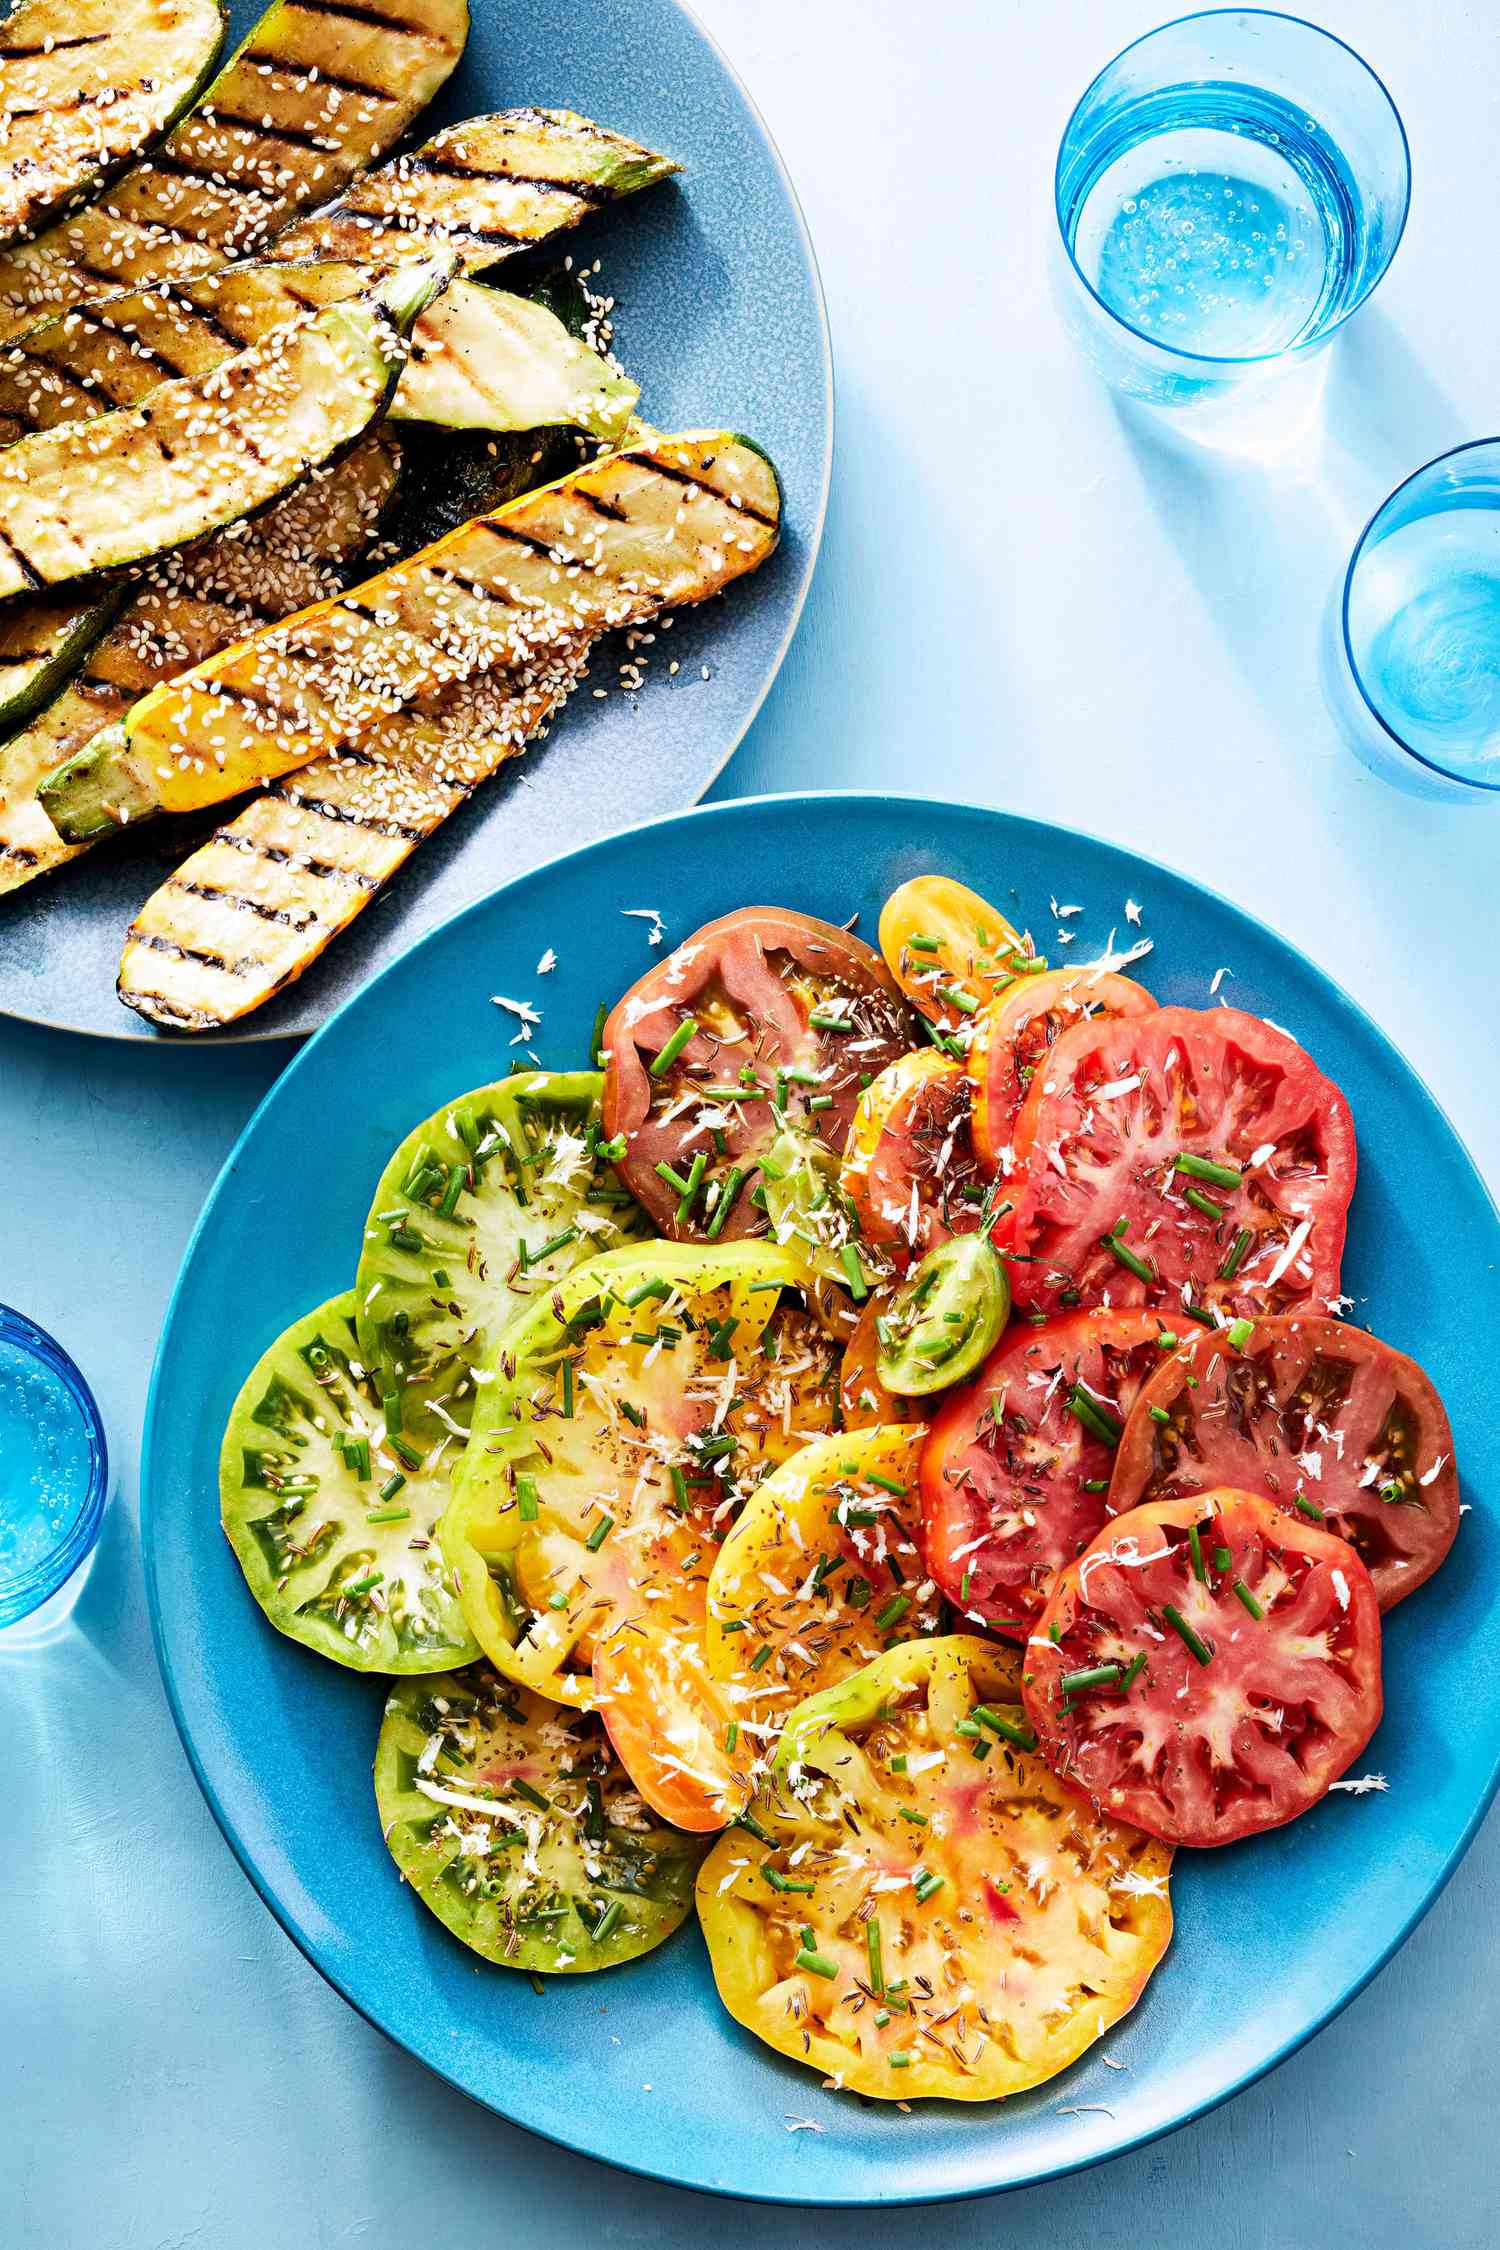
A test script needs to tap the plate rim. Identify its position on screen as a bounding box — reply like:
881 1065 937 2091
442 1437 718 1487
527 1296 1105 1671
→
142 788 1500 2206
1 0 834 1050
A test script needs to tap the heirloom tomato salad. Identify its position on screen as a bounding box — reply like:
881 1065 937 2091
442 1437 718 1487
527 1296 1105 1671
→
219 874 1461 2105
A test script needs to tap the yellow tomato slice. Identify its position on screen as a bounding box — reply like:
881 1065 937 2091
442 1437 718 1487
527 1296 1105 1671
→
877 876 1039 1034
704 1425 937 1773
440 1241 841 1716
696 1636 1172 2102
593 1589 754 1832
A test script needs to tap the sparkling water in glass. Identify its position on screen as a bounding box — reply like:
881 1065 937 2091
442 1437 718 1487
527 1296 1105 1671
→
1329 440 1500 799
1054 12 1410 444
0 1307 108 1641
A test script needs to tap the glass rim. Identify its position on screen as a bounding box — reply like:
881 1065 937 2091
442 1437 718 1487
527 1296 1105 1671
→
0 1303 109 1620
1053 6 1413 370
1339 434 1500 795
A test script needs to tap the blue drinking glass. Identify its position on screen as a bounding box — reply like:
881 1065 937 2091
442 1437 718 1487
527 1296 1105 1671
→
1054 11 1410 440
0 1305 109 1633
1327 439 1500 799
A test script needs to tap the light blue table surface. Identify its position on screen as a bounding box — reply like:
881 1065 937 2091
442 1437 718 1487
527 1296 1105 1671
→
7 2 1498 2242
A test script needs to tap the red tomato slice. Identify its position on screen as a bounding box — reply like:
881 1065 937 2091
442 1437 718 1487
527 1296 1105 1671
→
842 1050 988 1266
1108 1314 1459 1611
920 1309 1167 1630
1022 1490 1383 1846
602 907 913 1239
1006 1007 1356 1322
969 967 1157 1178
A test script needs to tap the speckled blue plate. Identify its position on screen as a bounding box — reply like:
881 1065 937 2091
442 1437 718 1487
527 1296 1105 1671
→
0 0 830 1043
143 795 1500 2204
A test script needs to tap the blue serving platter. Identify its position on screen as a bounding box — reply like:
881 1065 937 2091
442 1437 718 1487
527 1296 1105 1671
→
143 795 1500 2204
0 0 830 1042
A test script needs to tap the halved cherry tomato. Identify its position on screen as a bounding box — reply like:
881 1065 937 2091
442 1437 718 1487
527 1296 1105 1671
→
1022 1490 1383 1846
969 966 1157 1176
875 1235 1010 1395
841 1051 989 1265
1109 1314 1459 1611
696 1636 1171 2101
877 875 1042 1035
1006 1007 1356 1322
920 1309 1168 1629
839 1296 924 1429
602 907 913 1240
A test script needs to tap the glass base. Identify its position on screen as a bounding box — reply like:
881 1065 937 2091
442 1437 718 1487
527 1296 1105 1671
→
0 1549 96 1650
1320 590 1500 801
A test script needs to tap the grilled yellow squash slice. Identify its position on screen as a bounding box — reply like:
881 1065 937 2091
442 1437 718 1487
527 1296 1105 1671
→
0 0 469 340
0 0 225 248
0 434 399 895
111 430 780 1030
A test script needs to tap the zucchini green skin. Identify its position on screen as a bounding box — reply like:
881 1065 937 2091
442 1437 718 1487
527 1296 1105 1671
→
375 1669 707 1973
0 0 226 250
353 1071 650 1412
0 0 470 341
219 1291 478 1674
13 261 440 657
0 586 126 737
111 430 782 1030
0 435 401 895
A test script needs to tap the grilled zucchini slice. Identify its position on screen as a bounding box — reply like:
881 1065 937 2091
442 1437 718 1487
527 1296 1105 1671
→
375 1668 707 1973
0 0 225 249
0 585 125 734
0 259 437 607
220 1290 478 1672
0 0 469 341
272 106 679 270
0 435 399 895
0 264 637 446
353 1071 649 1411
111 431 781 1032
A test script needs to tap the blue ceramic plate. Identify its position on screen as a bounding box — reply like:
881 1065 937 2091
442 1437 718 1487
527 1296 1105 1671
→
0 0 829 1043
144 795 1500 2204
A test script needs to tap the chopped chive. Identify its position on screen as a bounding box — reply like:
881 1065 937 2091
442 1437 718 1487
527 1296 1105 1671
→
528 1226 578 1266
794 1947 839 1981
1081 1477 1109 1493
598 1132 628 1161
938 984 979 1015
1379 1479 1406 1504
1220 1228 1252 1281
343 1570 382 1598
432 1268 451 1289
585 1513 614 1552
437 1163 467 1220
511 1777 549 1811
866 1917 885 1995
889 1753 908 1774
1059 1663 1123 1695
838 1242 870 1302
1293 1493 1324 1521
907 934 942 952
897 1806 928 1825
547 1590 569 1610
913 1868 944 1903
1183 1301 1218 1328
807 1093 833 1112
764 1866 814 1895
705 1166 745 1240
1066 1385 1122 1446
1188 1523 1207 1582
809 1007 854 1031
1148 1405 1172 1426
652 1159 692 1197
592 1901 623 1943
623 1276 671 1309
1183 1187 1225 1220
1162 1603 1213 1665
1226 1317 1254 1351
378 1472 406 1503
1120 1651 1148 1691
676 1150 707 1221
1233 1578 1265 1619
748 1642 772 1672
1214 1544 1233 1572
388 1435 423 1470
888 2052 912 2070
873 1594 910 1632
668 1464 689 1512
650 1018 699 1076
724 1721 738 1753
736 1811 774 1845
585 1778 606 1840
364 1505 409 1524
382 1388 403 1436
588 1002 608 1066
348 1437 371 1482
973 1706 1036 1750
1104 1225 1155 1284
561 1359 574 1419
868 1472 908 1498
706 1315 739 1360
1174 1153 1243 1190
618 1399 645 1429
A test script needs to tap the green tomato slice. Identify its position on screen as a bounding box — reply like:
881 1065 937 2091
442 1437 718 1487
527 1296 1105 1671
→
220 1293 477 1673
875 1235 1010 1395
375 1666 707 1973
354 1071 649 1420
440 1241 842 1704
